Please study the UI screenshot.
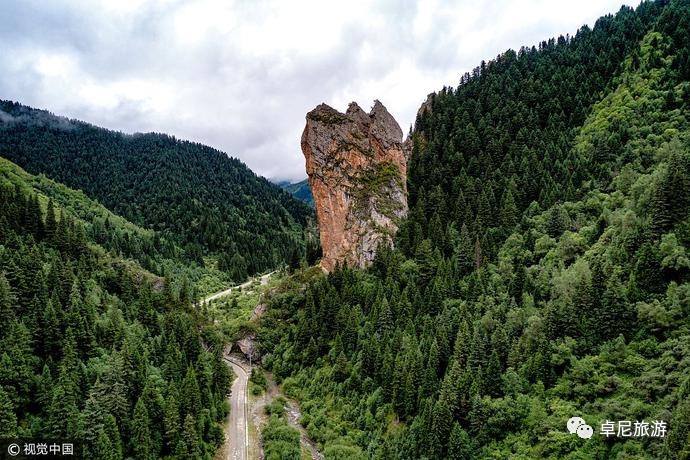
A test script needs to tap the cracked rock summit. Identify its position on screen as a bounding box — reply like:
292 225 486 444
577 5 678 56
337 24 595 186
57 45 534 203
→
301 100 409 272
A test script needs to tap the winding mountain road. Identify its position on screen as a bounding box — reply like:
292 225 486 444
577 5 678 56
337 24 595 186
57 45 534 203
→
206 274 271 460
207 271 321 460
203 271 275 305
223 357 249 460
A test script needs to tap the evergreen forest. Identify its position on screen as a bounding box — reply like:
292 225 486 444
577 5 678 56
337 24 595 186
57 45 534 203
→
1 0 690 458
0 102 314 281
256 1 690 458
0 157 232 458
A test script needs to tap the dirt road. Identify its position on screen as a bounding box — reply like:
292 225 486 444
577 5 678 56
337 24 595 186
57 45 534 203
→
206 273 271 460
221 357 249 460
203 272 274 305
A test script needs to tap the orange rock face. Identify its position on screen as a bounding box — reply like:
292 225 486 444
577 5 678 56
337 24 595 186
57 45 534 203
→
301 100 408 272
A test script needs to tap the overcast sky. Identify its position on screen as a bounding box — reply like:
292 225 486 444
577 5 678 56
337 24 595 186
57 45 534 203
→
0 0 630 182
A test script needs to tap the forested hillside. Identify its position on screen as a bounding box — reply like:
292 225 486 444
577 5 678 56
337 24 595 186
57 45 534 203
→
257 1 690 458
0 104 313 280
0 156 235 297
0 157 232 458
280 179 314 207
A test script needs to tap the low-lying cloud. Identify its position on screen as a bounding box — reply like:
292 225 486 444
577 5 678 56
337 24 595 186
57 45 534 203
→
0 0 629 181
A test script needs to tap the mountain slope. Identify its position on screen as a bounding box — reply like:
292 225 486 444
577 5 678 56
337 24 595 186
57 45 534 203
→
0 155 232 458
0 156 232 295
255 1 690 458
0 102 313 278
280 179 314 207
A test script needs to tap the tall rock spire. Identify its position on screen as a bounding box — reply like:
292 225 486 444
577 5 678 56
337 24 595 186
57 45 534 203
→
301 100 408 272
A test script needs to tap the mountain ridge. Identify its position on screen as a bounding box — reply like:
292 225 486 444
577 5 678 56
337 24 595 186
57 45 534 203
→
278 178 314 207
255 2 690 458
0 99 313 279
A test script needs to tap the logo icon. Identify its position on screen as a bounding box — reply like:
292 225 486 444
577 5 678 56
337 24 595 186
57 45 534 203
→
567 416 594 439
7 443 20 456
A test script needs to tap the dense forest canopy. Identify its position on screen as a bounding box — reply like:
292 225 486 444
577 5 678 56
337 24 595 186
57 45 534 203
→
0 158 232 458
0 102 314 280
257 1 690 458
1 0 690 459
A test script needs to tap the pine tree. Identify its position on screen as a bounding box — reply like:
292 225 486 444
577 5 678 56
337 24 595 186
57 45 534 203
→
454 190 468 223
164 387 181 454
94 430 119 460
333 351 350 383
47 384 79 439
476 191 491 231
181 366 202 418
26 194 44 239
428 213 445 250
178 414 201 458
380 350 394 401
448 423 472 460
635 242 663 294
485 350 503 397
132 398 154 460
45 199 57 242
454 224 473 276
0 274 15 336
664 398 690 460
653 144 690 235
546 204 566 237
415 239 436 287
500 189 519 230
0 386 17 438
427 340 440 381
666 147 690 224
103 414 123 460
81 390 107 456
473 236 482 270
54 213 70 254
41 291 63 358
377 298 394 336
140 380 164 454
36 364 53 409
430 399 453 458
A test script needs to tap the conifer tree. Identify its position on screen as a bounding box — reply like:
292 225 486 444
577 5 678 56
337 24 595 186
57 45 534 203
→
164 387 181 453
178 414 201 458
430 399 453 458
500 189 519 230
0 274 15 336
94 430 118 460
0 386 17 438
132 398 154 460
45 199 57 242
454 224 474 276
473 236 482 270
181 367 202 418
448 423 472 460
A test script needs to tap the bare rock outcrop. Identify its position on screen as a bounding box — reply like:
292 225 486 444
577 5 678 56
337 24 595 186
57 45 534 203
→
237 334 260 363
301 100 408 272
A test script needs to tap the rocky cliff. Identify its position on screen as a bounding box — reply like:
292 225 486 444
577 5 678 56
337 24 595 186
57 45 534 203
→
301 100 408 272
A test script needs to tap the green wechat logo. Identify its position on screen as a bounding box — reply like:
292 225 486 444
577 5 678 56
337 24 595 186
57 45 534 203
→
568 416 594 439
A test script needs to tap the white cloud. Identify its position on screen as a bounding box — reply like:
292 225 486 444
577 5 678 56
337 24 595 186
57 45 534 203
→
0 0 630 181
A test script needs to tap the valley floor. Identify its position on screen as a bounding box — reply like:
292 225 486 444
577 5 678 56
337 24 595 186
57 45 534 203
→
207 274 322 460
